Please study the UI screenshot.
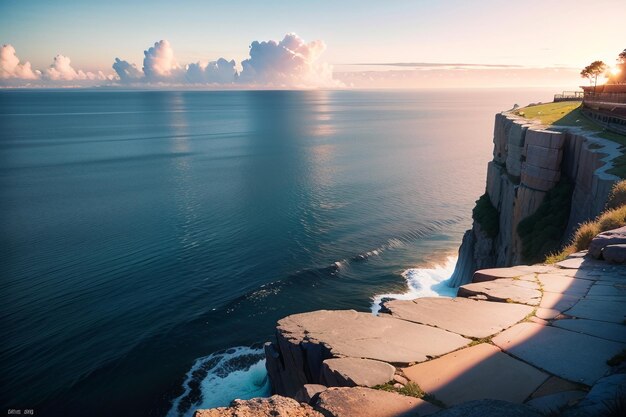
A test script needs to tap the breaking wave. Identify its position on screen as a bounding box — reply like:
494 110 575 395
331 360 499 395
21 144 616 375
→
371 255 459 314
166 345 270 417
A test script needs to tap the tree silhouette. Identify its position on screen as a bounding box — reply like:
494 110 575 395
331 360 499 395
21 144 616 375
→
581 60 607 92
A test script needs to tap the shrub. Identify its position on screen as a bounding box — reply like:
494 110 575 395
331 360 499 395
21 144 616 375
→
517 179 573 263
472 193 499 238
606 180 626 210
572 221 600 251
597 205 626 232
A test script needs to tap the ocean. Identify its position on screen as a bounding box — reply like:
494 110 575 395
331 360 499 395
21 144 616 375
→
0 88 554 416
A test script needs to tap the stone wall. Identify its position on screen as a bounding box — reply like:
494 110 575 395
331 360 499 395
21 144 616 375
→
449 112 620 287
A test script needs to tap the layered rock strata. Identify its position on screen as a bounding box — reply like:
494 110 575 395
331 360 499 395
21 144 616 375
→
450 112 621 287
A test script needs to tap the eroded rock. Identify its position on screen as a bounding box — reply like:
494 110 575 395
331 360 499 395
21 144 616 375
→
194 395 323 417
589 226 626 259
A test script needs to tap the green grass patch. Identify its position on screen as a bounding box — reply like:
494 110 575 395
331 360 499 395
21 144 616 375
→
374 381 424 398
472 193 500 238
515 102 585 126
468 337 493 347
518 180 573 264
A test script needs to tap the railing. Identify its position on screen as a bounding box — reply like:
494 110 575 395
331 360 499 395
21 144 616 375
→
583 91 626 105
553 91 583 102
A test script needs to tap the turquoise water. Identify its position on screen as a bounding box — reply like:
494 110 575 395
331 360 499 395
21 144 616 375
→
0 89 553 416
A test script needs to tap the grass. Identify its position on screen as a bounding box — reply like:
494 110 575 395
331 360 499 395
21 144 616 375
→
468 337 493 347
472 193 500 238
514 102 586 126
373 381 447 408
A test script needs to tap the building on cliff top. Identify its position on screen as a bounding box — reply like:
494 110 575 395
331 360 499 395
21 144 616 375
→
581 84 626 134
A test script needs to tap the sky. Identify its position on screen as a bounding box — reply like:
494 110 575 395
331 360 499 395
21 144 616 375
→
1 0 625 88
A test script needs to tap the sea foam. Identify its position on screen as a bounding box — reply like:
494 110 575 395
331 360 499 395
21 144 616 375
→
371 255 459 314
167 346 270 417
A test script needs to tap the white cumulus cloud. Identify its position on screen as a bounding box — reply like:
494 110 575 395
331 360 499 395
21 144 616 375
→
239 33 338 88
143 40 182 80
44 54 107 81
2 34 340 88
0 44 40 80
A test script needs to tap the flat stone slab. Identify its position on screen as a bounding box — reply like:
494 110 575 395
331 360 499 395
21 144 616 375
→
402 344 548 406
555 257 607 270
537 292 582 319
565 299 626 324
562 374 626 417
586 282 626 297
537 274 593 296
321 357 395 388
525 390 586 414
316 387 441 417
473 267 536 283
530 376 585 398
552 319 626 343
385 297 533 338
458 279 542 306
277 310 470 365
195 396 324 417
492 322 624 385
430 399 542 417
556 258 587 269
513 265 561 274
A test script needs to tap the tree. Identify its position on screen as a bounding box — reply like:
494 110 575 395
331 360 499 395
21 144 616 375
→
580 60 607 92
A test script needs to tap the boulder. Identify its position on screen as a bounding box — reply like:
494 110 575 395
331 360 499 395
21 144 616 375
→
385 297 533 338
457 279 542 306
589 226 626 259
602 244 626 263
430 399 542 417
265 310 469 396
194 395 323 417
525 391 586 414
315 387 441 417
321 357 395 388
561 374 626 417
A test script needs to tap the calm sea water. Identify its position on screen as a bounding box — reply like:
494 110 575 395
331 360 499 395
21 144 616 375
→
0 89 553 416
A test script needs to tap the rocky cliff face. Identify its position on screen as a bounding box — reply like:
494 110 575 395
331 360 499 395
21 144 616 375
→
449 112 620 287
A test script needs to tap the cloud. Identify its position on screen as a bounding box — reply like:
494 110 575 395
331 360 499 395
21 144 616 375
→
0 44 40 80
142 40 182 80
185 58 237 84
2 34 340 88
239 33 338 87
44 54 107 81
112 58 143 82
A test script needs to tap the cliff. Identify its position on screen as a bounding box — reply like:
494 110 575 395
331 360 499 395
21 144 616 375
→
449 111 621 287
